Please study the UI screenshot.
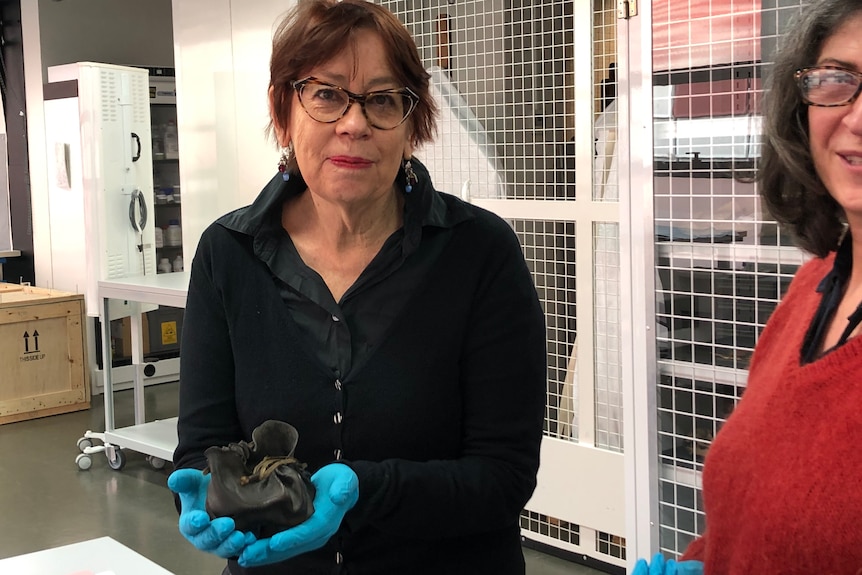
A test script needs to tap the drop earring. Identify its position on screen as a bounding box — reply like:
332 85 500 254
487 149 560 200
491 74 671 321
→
403 158 417 193
278 145 291 182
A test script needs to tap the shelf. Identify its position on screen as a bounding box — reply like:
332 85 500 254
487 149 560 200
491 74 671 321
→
154 202 181 207
658 359 748 387
660 461 702 489
656 241 808 268
104 417 178 462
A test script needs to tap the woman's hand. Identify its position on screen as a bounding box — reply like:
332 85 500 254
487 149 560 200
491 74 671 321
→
238 463 359 567
167 468 256 558
632 552 704 575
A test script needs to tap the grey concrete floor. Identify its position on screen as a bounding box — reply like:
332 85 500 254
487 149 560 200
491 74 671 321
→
0 381 608 574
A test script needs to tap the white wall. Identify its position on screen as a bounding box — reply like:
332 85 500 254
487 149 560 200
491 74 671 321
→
37 0 174 82
22 0 174 287
171 0 295 258
34 0 295 276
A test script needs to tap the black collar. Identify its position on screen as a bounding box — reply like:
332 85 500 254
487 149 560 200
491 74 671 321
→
803 230 857 363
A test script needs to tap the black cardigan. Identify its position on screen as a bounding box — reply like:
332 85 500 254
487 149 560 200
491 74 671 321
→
174 169 547 574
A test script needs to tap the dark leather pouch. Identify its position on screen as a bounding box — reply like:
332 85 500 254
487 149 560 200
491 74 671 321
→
204 420 316 537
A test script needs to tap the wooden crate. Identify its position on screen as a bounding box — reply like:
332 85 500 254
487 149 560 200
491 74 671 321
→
0 284 90 424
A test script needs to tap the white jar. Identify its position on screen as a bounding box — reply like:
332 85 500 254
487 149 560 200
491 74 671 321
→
165 220 182 247
151 124 165 159
164 121 179 160
154 226 164 249
172 254 184 272
158 258 172 274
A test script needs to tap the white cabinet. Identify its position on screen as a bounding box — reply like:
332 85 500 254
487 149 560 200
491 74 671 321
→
149 72 184 276
43 62 156 319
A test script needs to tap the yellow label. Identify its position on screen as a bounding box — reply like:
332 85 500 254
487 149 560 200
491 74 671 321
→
161 321 178 345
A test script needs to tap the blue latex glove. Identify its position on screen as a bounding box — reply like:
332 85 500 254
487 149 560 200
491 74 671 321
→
238 462 359 567
167 468 256 558
632 552 704 575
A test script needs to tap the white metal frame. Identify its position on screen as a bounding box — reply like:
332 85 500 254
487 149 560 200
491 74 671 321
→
623 0 661 560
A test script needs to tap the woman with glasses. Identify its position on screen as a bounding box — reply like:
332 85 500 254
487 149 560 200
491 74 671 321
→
636 0 862 573
167 1 546 574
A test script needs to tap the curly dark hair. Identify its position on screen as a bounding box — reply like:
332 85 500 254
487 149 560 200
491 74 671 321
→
266 0 437 175
759 0 862 256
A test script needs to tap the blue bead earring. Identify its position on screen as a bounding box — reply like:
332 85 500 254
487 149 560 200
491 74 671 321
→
278 145 291 182
404 158 417 193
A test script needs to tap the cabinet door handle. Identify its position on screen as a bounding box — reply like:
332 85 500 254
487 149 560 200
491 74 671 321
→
131 132 142 162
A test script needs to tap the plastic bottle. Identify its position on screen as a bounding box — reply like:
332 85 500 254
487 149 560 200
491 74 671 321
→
154 226 164 249
163 120 179 159
151 124 165 159
158 258 172 274
165 219 182 247
172 254 184 272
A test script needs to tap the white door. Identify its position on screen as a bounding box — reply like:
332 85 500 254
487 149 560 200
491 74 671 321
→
625 0 809 561
382 0 628 567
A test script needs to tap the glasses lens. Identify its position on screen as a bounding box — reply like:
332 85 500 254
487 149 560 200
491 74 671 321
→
296 80 417 129
364 91 414 129
800 68 861 105
299 83 350 122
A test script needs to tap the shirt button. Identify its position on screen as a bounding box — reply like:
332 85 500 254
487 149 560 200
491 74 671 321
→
332 314 340 322
336 551 344 564
333 412 343 424
335 379 342 391
334 449 342 459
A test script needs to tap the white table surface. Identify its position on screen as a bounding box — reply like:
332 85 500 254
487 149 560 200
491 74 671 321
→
0 536 174 574
98 271 190 309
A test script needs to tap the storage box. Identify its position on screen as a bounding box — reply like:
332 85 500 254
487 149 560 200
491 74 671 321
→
146 306 183 355
115 313 151 359
0 284 90 424
111 307 182 362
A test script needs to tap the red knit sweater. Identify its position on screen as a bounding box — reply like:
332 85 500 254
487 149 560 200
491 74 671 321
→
681 253 862 573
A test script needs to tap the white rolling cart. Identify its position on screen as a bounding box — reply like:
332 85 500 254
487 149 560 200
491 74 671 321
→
76 272 189 471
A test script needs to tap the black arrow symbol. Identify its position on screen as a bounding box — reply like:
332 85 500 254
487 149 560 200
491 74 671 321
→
23 331 30 353
32 330 40 352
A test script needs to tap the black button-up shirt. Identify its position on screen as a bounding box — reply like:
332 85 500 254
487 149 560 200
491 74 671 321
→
250 170 464 379
801 230 861 364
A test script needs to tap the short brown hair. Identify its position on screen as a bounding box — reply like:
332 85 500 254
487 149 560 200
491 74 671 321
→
758 0 862 256
267 0 436 164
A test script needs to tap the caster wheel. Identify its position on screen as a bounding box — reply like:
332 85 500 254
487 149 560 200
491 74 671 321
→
107 447 127 471
77 437 93 452
148 456 166 470
76 453 93 471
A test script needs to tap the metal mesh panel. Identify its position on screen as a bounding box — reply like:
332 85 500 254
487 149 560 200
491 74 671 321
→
385 0 575 200
594 1 618 202
594 222 622 451
520 510 581 546
383 1 623 561
513 219 578 441
597 531 627 561
651 0 807 557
